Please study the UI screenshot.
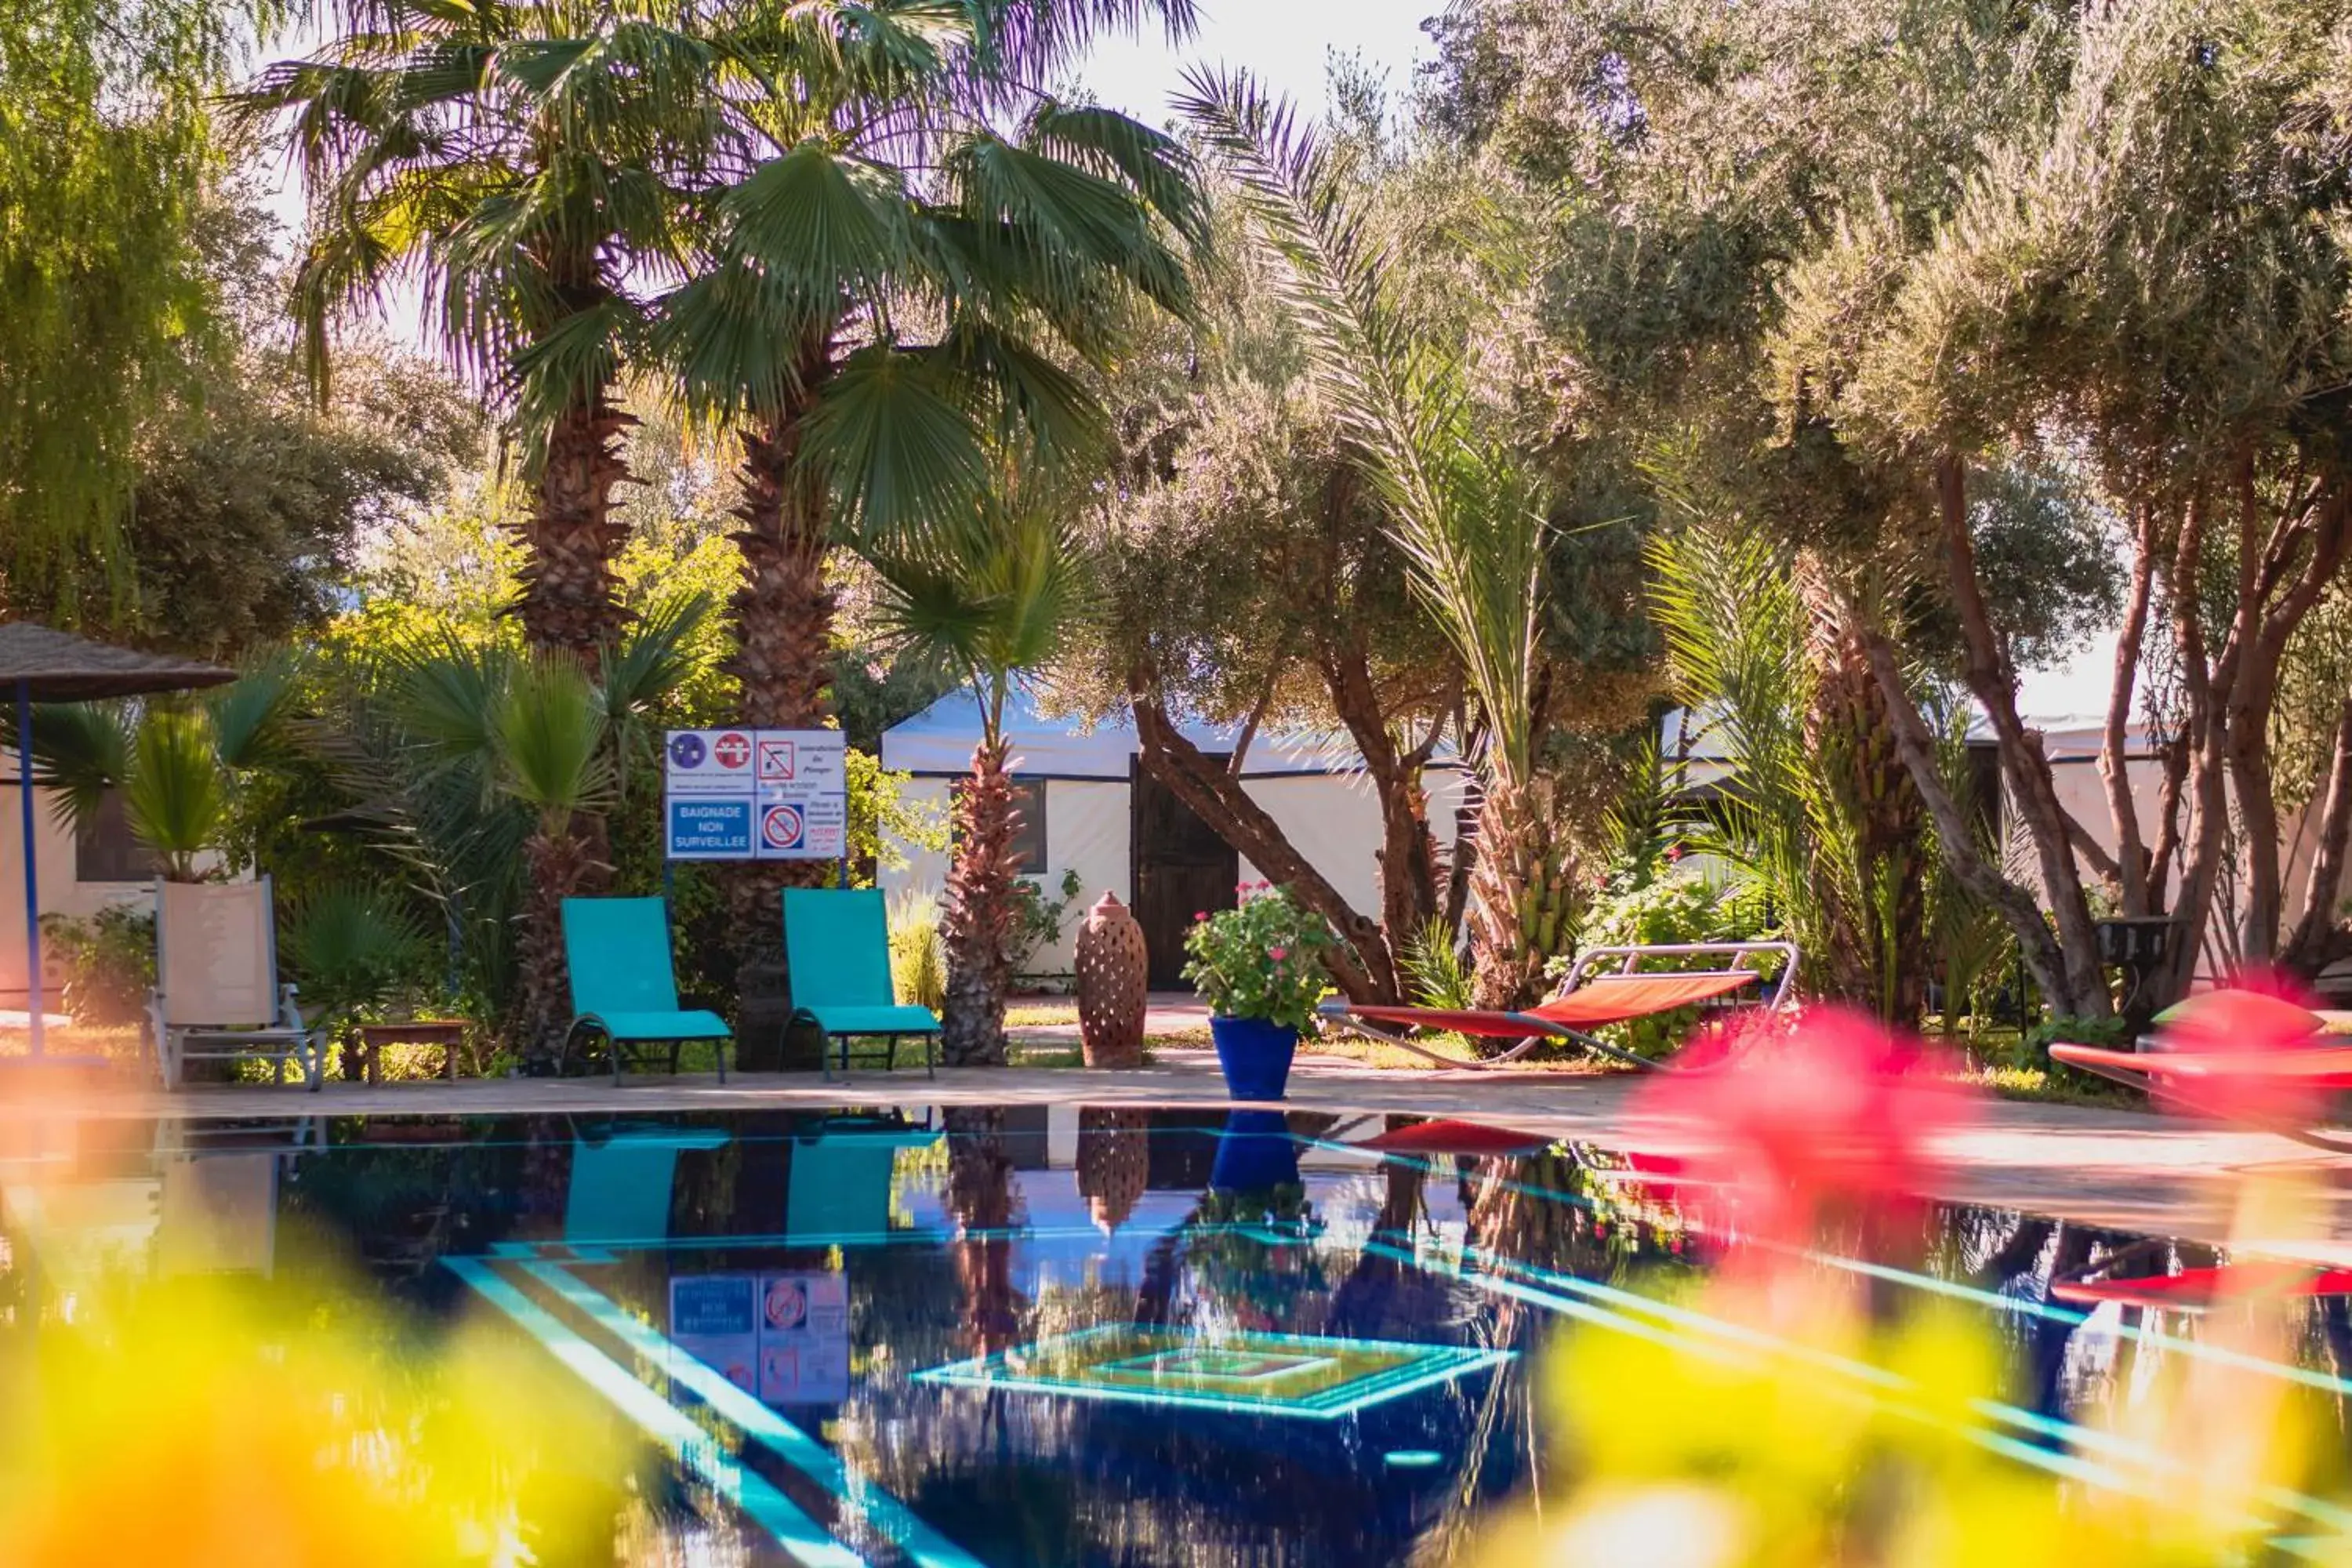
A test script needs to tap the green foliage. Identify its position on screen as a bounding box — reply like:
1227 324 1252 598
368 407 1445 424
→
37 906 155 1025
1402 916 1476 1011
1181 69 1551 789
1572 867 1769 1058
1010 869 1086 976
0 0 270 611
862 495 1097 750
888 888 949 1012
1181 884 1341 1029
122 710 226 879
278 884 437 1021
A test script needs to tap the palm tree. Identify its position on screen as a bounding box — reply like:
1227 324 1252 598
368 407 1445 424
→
866 499 1091 1065
644 1 1202 1044
237 0 719 659
382 595 708 1064
13 655 304 880
1178 71 1570 1009
487 658 613 1064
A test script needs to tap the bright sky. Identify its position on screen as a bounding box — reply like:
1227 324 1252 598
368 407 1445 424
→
1077 0 1439 125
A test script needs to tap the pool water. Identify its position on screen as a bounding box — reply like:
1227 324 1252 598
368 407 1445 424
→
5 1103 2350 1565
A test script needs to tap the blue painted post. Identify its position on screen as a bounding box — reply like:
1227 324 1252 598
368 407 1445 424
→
16 677 42 1057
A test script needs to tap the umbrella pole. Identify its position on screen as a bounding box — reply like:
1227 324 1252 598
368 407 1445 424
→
16 676 40 1057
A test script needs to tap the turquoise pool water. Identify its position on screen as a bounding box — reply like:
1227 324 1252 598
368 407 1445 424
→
5 1104 2348 1563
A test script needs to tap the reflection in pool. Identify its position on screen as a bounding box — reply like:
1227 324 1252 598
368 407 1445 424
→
5 1103 2350 1564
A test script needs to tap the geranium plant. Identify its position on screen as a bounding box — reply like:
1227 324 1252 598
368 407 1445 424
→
1181 884 1338 1030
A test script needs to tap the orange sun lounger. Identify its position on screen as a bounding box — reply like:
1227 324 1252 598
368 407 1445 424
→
1319 941 1800 1073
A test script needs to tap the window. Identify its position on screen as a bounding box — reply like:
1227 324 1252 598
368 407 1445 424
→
1006 779 1047 875
952 775 1049 875
75 790 159 884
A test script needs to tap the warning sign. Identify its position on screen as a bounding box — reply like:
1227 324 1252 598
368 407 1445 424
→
760 802 805 852
665 728 845 861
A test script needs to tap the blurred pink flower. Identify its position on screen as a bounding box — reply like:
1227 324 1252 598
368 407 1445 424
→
1194 910 1207 922
1633 1007 1973 1247
1269 946 1288 961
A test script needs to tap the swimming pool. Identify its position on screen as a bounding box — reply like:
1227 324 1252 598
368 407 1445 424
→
5 1103 2346 1564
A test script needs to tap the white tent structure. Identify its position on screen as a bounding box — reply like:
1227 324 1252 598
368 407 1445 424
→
880 690 1467 985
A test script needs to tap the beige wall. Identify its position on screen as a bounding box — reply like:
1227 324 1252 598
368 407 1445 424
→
0 778 155 1010
878 769 1470 978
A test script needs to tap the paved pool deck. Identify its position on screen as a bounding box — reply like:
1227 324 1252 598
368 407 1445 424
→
10 1046 2352 1255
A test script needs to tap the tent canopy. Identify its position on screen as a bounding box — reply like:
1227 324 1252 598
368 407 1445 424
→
882 689 1458 780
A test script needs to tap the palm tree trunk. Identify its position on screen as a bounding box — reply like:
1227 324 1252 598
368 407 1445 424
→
1466 771 1575 1012
517 393 633 661
514 826 592 1070
1805 590 1927 1023
942 738 1019 1066
724 387 839 1068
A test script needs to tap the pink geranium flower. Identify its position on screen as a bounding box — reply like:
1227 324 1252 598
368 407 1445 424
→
1269 946 1288 961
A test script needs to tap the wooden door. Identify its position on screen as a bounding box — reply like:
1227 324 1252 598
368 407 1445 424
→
1131 761 1239 989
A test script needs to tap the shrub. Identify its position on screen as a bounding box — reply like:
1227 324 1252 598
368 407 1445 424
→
1561 868 1774 1059
889 887 948 1011
38 905 155 1025
1008 868 1083 976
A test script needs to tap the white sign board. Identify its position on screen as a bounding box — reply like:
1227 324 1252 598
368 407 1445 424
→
665 728 847 861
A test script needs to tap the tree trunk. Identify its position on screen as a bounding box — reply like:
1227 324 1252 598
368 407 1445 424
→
941 737 1018 1066
2284 696 2352 976
943 1106 1022 1352
516 394 633 660
1465 770 1574 1012
514 826 593 1071
2100 507 2159 915
724 366 839 1068
1933 455 2109 1017
1318 635 1446 989
1857 622 2078 1014
1128 676 1390 1000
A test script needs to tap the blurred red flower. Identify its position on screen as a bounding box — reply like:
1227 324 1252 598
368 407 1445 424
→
1633 1007 1974 1246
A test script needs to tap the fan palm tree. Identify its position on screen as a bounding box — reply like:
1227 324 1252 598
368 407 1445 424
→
487 657 613 1064
865 498 1091 1065
237 0 720 659
380 594 709 1062
10 655 305 880
644 0 1202 1044
1178 71 1569 1008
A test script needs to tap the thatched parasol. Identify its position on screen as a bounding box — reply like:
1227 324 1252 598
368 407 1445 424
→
2 621 235 1058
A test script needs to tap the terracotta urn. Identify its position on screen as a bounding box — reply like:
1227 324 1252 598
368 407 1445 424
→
1073 891 1149 1068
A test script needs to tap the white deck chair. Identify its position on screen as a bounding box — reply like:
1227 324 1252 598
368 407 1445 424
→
148 877 322 1091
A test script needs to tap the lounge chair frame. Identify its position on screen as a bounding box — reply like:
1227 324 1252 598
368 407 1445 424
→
1321 940 1801 1073
2048 1041 2352 1154
782 887 942 1081
149 876 325 1091
561 896 731 1084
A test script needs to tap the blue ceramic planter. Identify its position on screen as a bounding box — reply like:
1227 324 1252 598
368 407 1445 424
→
1210 1109 1301 1192
1209 1014 1298 1102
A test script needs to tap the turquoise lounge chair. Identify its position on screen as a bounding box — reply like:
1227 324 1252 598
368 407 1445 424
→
561 897 731 1083
782 887 941 1079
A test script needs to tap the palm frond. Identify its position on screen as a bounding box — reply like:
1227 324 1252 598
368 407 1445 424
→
125 710 226 878
10 702 135 838
492 657 613 826
1177 66 1549 782
802 343 992 539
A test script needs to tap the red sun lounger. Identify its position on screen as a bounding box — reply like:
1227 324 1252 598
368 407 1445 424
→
1352 1118 1556 1157
1318 941 1800 1073
2046 1038 2352 1151
2051 1261 2352 1312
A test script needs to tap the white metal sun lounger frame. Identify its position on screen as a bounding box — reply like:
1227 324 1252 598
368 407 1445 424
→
1319 940 1801 1073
